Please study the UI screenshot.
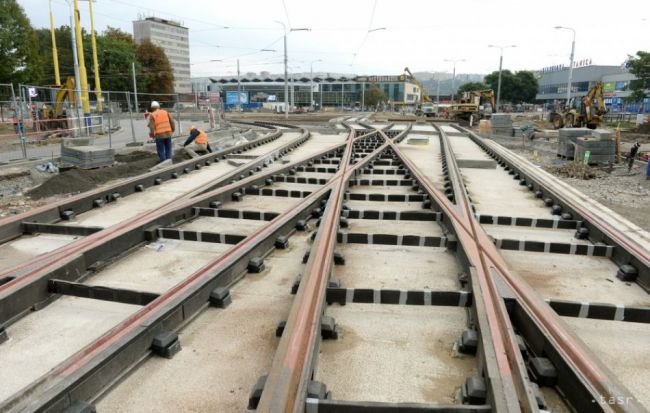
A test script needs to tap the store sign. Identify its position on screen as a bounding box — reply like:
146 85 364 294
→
354 75 406 83
225 91 249 105
603 82 615 93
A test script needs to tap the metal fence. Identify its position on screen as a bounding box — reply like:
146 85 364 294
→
0 84 225 162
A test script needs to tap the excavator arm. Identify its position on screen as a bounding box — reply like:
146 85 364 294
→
53 77 76 118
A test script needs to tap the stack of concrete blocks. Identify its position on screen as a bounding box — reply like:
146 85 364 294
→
478 119 491 135
61 145 115 169
490 114 513 136
557 128 592 159
574 129 615 164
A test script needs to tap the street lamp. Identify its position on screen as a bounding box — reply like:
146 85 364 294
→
444 58 465 103
274 21 310 118
310 59 322 111
555 26 576 107
488 44 516 113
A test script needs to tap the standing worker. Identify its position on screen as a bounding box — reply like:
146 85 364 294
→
182 125 212 158
148 101 175 169
627 142 641 172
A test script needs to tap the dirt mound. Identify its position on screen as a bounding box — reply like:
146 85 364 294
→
636 122 650 134
544 162 602 180
27 151 160 199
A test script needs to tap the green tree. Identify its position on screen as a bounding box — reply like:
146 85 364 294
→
136 40 174 95
484 70 538 104
624 51 650 108
104 26 133 44
363 84 387 108
458 82 489 94
0 0 42 85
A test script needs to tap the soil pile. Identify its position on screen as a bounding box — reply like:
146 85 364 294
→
544 162 603 180
27 151 159 199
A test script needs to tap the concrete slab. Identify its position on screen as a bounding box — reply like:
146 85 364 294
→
396 135 445 192
447 135 496 169
180 217 267 236
66 163 236 228
316 304 475 404
563 317 650 409
224 195 303 213
439 125 460 134
0 296 139 401
84 239 232 293
411 124 436 133
333 243 460 290
96 233 311 413
390 124 409 131
349 185 416 194
0 234 79 272
245 132 301 156
342 219 444 238
483 224 590 244
346 200 427 212
501 250 650 306
462 168 551 219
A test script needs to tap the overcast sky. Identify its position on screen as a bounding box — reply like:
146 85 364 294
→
21 0 650 78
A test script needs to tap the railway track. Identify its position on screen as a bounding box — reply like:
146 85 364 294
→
0 118 647 413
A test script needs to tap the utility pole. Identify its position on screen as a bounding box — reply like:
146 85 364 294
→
237 58 241 111
49 0 61 86
555 26 576 107
488 44 516 113
444 58 465 103
310 59 321 111
88 0 102 112
132 62 139 112
67 1 83 136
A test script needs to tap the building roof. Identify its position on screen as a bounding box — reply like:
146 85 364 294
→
135 16 188 29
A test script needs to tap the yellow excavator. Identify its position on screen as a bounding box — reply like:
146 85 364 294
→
449 89 496 121
549 82 608 129
42 76 76 130
403 67 431 115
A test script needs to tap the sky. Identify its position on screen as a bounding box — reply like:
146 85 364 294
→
20 0 650 78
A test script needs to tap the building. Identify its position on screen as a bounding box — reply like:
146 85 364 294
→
133 17 191 93
201 73 422 109
536 64 649 113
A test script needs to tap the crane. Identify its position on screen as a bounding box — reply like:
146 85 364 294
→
403 67 431 115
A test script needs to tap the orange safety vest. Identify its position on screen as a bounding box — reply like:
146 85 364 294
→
195 130 208 145
152 109 172 135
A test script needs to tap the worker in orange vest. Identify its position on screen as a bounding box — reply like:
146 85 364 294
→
182 125 212 158
147 101 175 166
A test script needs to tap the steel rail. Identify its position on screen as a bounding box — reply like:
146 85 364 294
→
0 127 314 285
452 127 647 412
0 127 290 280
0 134 348 327
383 129 530 412
256 130 392 412
0 133 351 412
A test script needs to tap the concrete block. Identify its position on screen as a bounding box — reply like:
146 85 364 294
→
456 159 497 169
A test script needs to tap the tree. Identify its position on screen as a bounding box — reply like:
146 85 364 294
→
363 84 387 108
136 40 174 96
104 26 133 44
458 82 489 94
0 0 42 85
484 70 538 104
625 51 650 108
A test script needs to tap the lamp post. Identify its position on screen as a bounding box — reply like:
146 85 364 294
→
488 44 516 113
444 58 465 103
310 59 322 111
275 21 310 118
555 26 576 106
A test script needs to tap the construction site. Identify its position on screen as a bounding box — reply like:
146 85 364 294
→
1 1 650 412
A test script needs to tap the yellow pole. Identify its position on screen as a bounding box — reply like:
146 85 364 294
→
73 0 90 114
49 0 61 86
88 0 102 111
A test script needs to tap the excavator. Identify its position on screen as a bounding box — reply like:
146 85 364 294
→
403 67 431 116
41 76 76 130
449 89 496 121
549 81 608 129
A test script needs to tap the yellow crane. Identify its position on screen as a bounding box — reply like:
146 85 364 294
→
403 67 431 115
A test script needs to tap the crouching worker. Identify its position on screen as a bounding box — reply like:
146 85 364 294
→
183 125 212 158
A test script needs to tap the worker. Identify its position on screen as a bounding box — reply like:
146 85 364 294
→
182 125 212 158
627 142 641 172
147 101 175 168
11 109 23 135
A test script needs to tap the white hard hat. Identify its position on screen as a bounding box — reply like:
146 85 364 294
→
151 101 160 108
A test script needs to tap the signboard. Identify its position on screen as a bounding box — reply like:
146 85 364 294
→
225 91 249 105
267 95 277 102
28 87 38 98
583 150 591 165
603 82 615 93
354 75 406 83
